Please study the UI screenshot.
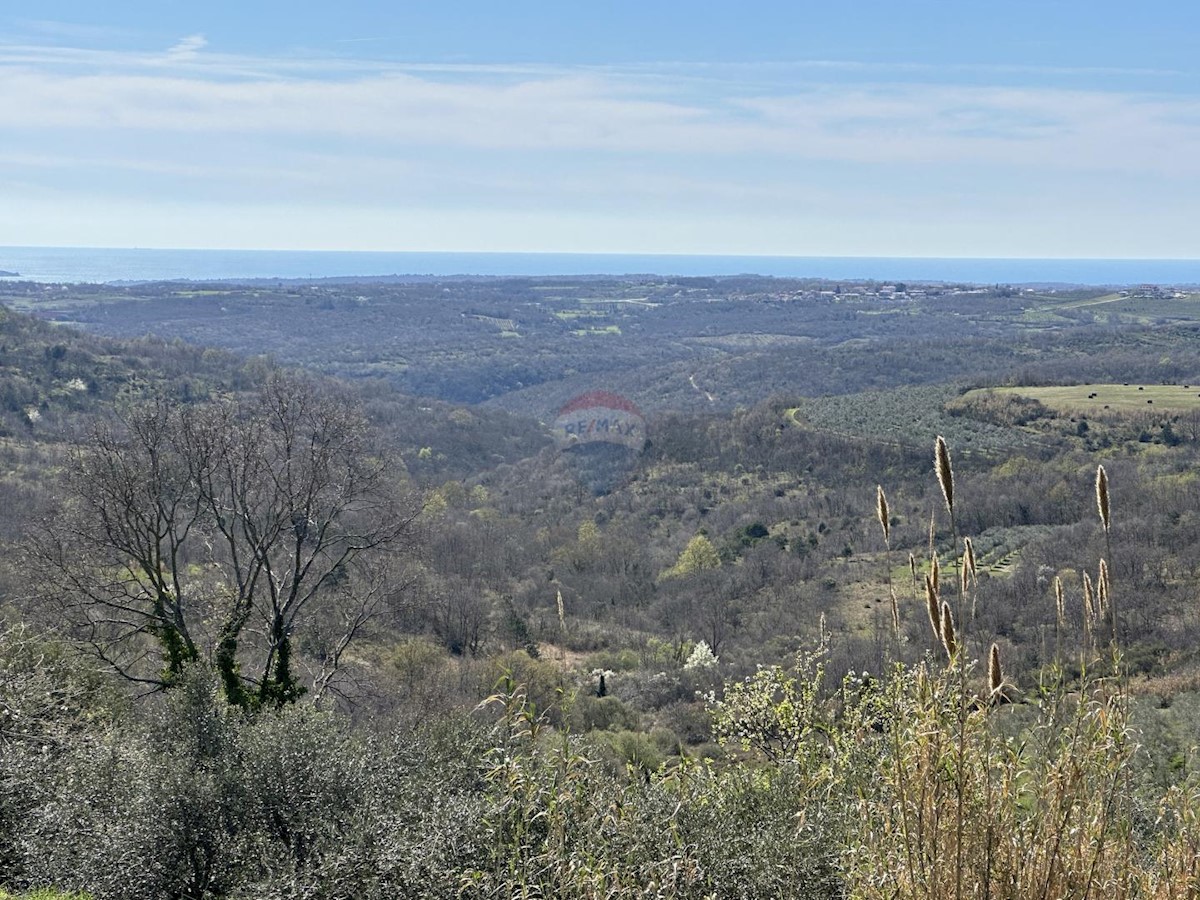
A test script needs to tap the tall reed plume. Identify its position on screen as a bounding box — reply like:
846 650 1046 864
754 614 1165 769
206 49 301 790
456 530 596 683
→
1095 464 1110 535
939 601 957 661
876 485 890 546
934 435 964 631
1083 572 1096 647
988 643 1003 699
877 485 900 648
926 574 941 638
935 435 954 517
1095 464 1119 649
963 537 978 618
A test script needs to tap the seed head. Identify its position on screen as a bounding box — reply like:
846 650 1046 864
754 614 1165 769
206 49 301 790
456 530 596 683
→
556 589 566 632
1083 572 1095 624
935 436 955 515
963 537 976 592
930 554 940 595
1096 465 1110 534
1054 576 1065 628
890 587 901 635
940 601 957 661
988 643 1003 697
876 485 890 545
1096 562 1109 619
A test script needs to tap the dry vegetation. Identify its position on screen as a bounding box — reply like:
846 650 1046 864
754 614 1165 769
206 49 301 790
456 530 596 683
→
3 282 1200 897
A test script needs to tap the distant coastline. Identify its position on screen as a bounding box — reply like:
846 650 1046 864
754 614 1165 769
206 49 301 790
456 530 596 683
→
1 246 1199 287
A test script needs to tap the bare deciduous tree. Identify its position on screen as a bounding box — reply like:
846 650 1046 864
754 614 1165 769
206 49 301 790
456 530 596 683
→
30 376 424 706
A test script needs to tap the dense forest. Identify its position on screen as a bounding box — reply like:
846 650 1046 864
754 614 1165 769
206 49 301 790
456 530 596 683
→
2 276 1200 898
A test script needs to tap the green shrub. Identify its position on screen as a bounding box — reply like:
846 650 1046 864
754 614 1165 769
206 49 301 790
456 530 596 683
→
570 694 640 733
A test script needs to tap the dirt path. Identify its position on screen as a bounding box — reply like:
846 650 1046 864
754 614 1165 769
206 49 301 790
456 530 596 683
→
688 374 715 403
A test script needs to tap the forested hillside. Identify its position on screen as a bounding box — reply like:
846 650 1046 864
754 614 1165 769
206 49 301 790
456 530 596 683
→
2 280 1200 898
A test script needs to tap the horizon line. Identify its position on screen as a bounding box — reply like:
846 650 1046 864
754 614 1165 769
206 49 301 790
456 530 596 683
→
3 244 1200 263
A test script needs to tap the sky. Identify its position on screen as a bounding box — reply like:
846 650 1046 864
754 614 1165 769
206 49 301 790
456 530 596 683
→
2 1 1199 258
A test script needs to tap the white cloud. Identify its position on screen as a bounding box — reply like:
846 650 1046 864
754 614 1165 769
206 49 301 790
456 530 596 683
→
165 33 207 61
1 39 1199 255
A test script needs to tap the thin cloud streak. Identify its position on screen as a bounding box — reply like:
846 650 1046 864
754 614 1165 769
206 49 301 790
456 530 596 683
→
165 34 208 61
1 61 1198 177
0 40 1187 84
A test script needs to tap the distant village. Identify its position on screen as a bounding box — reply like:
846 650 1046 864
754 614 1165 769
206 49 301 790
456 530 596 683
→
722 280 1195 304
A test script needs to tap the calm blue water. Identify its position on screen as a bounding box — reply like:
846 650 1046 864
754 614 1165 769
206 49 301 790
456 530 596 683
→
1 246 1198 286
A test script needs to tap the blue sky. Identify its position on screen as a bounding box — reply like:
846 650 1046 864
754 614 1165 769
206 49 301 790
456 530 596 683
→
2 2 1199 257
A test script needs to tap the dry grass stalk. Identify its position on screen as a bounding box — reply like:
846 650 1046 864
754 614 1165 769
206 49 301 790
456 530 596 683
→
556 589 566 633
1082 572 1096 644
848 453 1194 900
876 485 890 545
931 554 940 595
935 435 954 515
915 660 930 701
939 600 957 661
1096 464 1110 534
1095 467 1118 648
926 574 941 638
855 659 1166 899
1096 562 1109 619
962 537 977 597
909 552 918 585
890 587 901 635
963 535 980 622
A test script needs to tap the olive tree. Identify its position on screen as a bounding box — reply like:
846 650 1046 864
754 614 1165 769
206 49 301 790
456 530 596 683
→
30 376 423 706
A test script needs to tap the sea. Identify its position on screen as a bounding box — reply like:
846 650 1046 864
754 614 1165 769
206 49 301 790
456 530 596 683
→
1 246 1199 287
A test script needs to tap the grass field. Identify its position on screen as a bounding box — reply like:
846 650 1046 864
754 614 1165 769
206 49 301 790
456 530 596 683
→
977 383 1200 414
